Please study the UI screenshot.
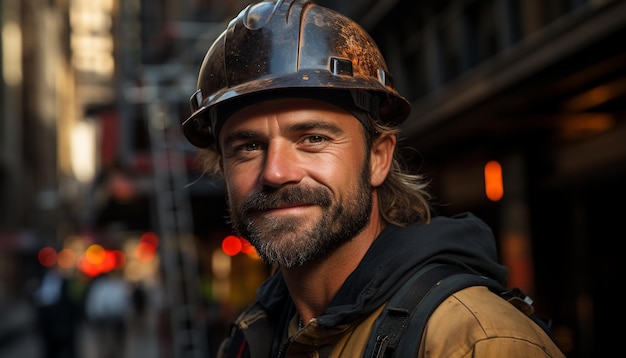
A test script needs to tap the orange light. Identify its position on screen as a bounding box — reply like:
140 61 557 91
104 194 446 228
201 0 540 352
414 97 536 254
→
38 247 57 267
85 244 106 265
57 249 76 268
78 244 123 276
484 160 504 202
136 232 158 262
222 235 242 256
110 172 135 201
135 242 156 262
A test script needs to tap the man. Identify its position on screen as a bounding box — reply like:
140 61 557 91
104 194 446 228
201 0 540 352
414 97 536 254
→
182 0 566 357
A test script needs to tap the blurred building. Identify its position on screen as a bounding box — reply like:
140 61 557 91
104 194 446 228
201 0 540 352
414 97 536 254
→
1 0 624 357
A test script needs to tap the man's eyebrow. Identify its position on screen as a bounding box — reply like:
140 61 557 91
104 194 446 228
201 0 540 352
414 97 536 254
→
222 130 258 148
222 119 345 147
288 120 344 135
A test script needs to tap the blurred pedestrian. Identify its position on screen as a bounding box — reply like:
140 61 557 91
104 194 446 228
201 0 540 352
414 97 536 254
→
130 281 147 318
83 270 130 358
33 266 78 358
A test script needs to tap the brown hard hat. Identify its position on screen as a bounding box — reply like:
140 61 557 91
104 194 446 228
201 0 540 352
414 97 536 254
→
182 0 411 148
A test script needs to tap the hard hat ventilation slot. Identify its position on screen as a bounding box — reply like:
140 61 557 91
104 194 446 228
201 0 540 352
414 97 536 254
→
378 69 393 87
330 57 353 76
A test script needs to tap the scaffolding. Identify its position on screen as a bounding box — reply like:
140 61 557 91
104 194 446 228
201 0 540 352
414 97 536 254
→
141 68 208 358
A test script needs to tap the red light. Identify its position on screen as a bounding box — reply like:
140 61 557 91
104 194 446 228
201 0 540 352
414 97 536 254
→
222 235 242 256
112 250 126 269
110 172 135 201
78 256 99 277
38 247 57 267
136 232 158 262
102 250 117 271
139 232 159 249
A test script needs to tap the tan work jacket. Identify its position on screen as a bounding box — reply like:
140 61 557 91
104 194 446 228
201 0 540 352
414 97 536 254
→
278 286 566 357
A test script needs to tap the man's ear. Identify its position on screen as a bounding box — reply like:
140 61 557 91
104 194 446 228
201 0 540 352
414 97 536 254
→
370 133 396 187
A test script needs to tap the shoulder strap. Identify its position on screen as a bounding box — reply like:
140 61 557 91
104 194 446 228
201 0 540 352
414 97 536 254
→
224 325 250 358
363 263 463 357
223 301 278 358
364 263 529 358
395 268 511 357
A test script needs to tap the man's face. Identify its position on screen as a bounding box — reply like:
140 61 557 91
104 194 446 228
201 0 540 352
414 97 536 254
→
219 98 373 267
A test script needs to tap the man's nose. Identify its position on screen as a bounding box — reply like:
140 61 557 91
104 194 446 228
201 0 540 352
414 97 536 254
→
259 142 304 187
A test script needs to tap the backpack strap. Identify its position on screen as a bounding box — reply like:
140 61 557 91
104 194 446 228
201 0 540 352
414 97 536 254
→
222 301 278 358
363 263 461 358
364 263 537 358
395 267 512 357
224 326 250 358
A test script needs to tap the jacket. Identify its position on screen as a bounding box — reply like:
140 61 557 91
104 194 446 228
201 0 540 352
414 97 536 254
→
217 212 566 357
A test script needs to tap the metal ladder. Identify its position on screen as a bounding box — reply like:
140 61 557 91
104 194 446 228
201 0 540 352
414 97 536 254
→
146 98 208 358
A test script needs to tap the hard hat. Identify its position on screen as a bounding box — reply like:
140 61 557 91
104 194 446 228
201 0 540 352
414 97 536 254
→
182 0 411 148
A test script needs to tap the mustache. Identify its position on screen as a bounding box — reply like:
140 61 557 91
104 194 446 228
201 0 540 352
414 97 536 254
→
240 185 332 213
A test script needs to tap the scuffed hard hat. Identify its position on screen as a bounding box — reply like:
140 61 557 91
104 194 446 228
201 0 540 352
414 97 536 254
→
182 0 411 148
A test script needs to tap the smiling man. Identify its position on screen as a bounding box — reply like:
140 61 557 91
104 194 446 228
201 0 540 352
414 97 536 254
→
222 98 383 269
181 1 566 357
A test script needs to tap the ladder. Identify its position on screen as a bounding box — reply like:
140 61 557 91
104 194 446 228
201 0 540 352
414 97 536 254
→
146 98 208 358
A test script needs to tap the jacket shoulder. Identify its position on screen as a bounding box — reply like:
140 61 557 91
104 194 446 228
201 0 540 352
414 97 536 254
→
420 286 566 357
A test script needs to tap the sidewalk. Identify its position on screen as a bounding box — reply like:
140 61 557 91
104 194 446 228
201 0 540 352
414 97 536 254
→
0 297 43 358
0 293 161 358
77 308 160 358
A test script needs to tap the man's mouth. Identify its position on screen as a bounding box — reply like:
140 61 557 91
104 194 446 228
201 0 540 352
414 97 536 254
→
260 202 315 213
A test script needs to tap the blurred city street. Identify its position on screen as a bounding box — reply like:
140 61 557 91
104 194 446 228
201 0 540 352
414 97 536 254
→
78 301 160 358
0 281 166 358
0 296 42 358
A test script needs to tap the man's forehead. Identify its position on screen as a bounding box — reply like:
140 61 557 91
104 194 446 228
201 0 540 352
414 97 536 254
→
233 97 351 115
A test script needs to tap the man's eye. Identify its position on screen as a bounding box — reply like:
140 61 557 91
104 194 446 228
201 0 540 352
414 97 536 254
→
243 142 260 151
305 135 326 144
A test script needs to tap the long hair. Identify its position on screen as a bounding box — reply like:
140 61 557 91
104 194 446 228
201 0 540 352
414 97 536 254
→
368 122 432 226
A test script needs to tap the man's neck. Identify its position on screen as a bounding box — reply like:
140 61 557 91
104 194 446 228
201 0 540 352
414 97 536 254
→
281 216 385 324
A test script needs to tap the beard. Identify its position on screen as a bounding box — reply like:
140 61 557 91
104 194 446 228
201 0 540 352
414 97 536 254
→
228 165 373 268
